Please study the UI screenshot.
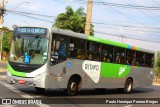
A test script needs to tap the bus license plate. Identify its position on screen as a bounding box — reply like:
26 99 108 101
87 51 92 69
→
18 80 26 84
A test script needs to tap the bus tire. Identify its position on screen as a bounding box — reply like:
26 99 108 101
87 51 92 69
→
95 88 106 91
124 78 133 94
117 88 124 92
35 87 45 93
67 78 79 96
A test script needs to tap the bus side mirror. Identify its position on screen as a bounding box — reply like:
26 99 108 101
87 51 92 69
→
50 60 53 66
50 57 54 66
50 56 58 66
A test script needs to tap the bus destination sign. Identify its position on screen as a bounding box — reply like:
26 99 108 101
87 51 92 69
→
14 27 48 35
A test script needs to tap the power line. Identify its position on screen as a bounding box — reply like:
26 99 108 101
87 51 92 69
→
92 21 160 30
128 0 160 22
51 0 159 28
5 2 160 41
52 0 160 31
125 0 160 22
11 13 32 26
6 9 160 31
51 0 160 10
8 10 160 30
95 31 160 43
52 0 87 4
5 1 160 27
8 10 160 43
6 10 56 18
11 13 160 33
103 4 147 27
92 18 159 26
94 23 160 34
92 0 160 10
10 11 54 23
151 0 160 5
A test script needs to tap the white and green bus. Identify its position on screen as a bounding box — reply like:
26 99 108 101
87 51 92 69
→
7 27 155 95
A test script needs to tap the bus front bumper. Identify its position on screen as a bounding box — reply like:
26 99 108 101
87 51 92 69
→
7 70 46 88
7 75 34 86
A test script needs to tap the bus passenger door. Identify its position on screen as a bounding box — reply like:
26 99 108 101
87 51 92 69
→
47 34 69 88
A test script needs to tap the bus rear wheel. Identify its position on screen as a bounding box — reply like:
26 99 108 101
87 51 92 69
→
67 78 79 96
124 78 133 94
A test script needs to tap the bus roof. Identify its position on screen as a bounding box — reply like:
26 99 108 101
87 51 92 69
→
50 27 155 54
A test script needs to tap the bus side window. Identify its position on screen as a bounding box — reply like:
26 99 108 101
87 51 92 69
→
59 42 67 59
50 34 69 64
50 37 58 64
116 53 120 63
69 38 85 60
101 44 113 63
87 42 100 61
136 52 145 66
151 57 154 67
145 53 154 67
126 49 138 65
114 47 125 64
88 52 92 60
131 51 137 66
132 58 136 66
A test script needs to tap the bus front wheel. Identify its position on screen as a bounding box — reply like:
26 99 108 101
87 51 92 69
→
67 78 79 96
124 78 133 94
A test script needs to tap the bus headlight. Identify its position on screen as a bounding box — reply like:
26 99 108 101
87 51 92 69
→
35 72 46 80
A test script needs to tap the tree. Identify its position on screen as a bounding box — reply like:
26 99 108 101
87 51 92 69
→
157 52 160 67
155 51 160 77
1 26 12 53
53 6 94 35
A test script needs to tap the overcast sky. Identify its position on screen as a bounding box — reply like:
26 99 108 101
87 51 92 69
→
2 0 160 52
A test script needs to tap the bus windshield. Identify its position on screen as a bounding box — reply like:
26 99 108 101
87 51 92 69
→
9 35 48 64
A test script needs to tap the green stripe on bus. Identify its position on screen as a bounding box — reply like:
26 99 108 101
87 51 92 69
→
136 47 140 51
8 64 26 77
88 36 128 48
87 36 141 51
101 63 131 78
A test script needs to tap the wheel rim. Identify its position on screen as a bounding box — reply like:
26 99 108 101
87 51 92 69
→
71 82 77 91
127 82 132 92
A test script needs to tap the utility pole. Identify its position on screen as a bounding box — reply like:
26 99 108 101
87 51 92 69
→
121 35 126 43
0 0 4 26
85 0 93 35
0 0 5 61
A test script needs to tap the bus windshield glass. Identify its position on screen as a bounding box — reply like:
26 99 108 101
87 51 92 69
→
9 35 48 64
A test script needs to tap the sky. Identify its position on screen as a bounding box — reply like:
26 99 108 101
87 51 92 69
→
1 0 160 52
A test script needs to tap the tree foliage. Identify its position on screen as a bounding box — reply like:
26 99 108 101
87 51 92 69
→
157 52 160 67
1 26 12 53
53 6 94 35
155 51 160 77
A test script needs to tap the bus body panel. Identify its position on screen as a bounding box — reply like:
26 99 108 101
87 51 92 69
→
46 59 154 89
7 58 154 89
128 67 154 88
